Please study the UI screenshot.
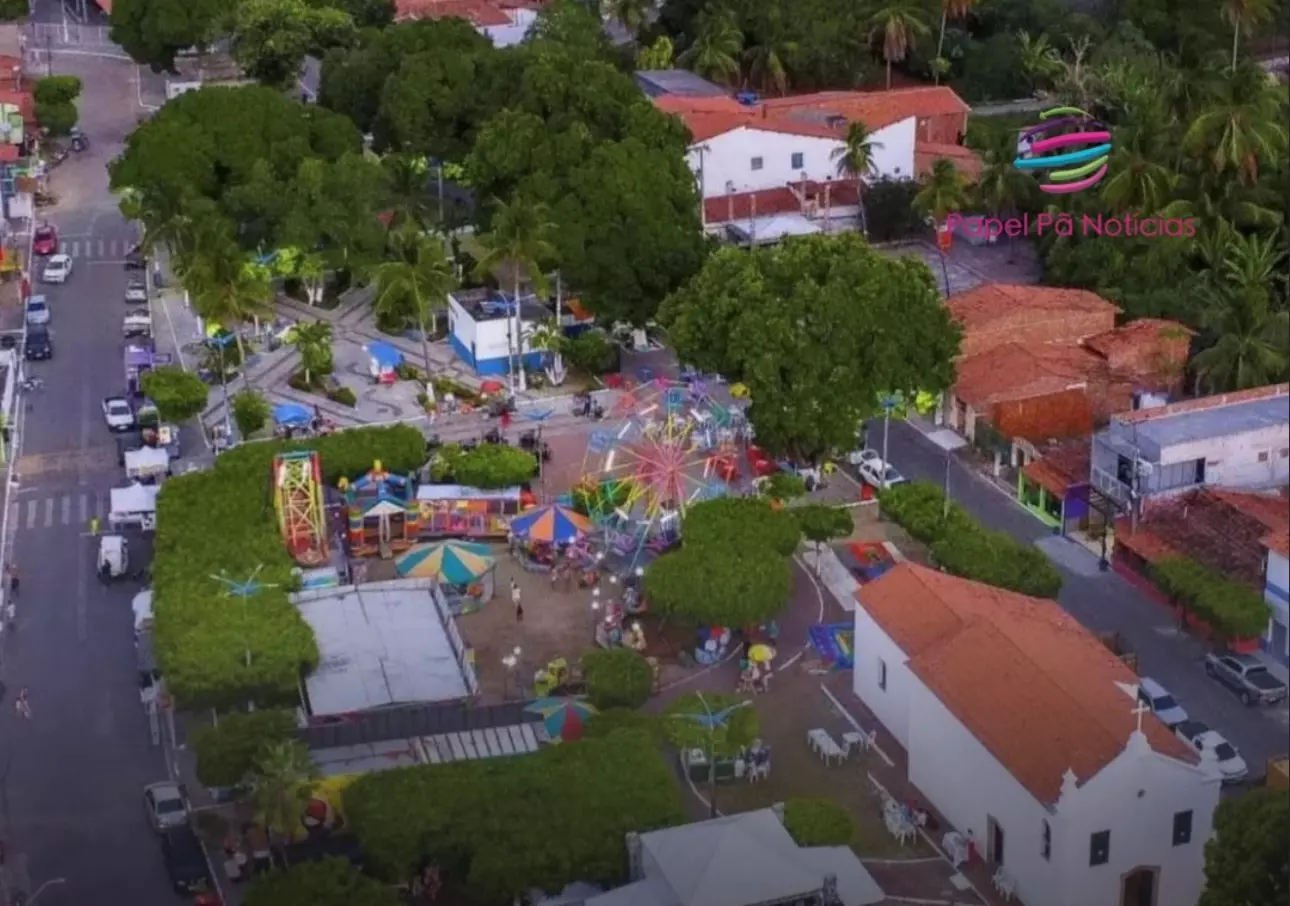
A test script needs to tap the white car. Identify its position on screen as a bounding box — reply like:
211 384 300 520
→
143 780 189 833
41 254 73 284
102 396 136 432
124 280 148 304
855 451 907 490
1174 720 1248 783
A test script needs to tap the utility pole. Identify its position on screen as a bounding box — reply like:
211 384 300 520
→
943 450 952 518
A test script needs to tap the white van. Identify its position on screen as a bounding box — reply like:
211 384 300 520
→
1138 677 1189 728
132 589 153 635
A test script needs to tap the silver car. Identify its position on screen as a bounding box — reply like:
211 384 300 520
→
124 280 149 304
144 781 189 832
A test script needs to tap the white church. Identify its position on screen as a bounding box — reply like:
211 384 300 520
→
850 563 1222 906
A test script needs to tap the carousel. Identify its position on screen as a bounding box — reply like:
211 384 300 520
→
394 541 497 614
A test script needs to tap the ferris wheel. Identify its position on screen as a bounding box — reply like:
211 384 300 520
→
580 378 737 561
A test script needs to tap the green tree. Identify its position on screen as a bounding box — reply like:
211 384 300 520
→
140 366 210 422
231 389 272 439
583 647 655 710
371 225 458 378
742 28 797 96
933 0 975 84
0 0 27 20
110 0 230 72
475 198 557 393
527 0 618 60
1199 788 1289 906
602 0 651 39
249 740 320 855
645 543 792 627
191 708 296 788
235 0 353 87
1184 66 1288 185
184 239 275 388
583 707 662 740
637 35 676 69
830 121 883 236
794 505 853 566
913 157 970 224
974 130 1036 257
1192 268 1290 392
869 1 930 90
683 496 802 557
242 858 402 906
677 5 744 86
663 692 756 815
659 234 960 460
33 75 82 105
782 797 853 846
452 444 537 488
292 320 334 386
381 154 436 232
1221 0 1275 71
1015 30 1063 92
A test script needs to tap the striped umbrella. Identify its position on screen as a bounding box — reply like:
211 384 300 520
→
524 696 597 742
395 541 495 584
509 504 593 544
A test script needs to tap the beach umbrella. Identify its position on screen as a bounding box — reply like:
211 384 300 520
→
748 644 776 664
395 541 495 584
509 504 593 544
525 696 597 743
272 402 311 427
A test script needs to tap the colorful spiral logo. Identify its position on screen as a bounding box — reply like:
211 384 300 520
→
1013 106 1112 194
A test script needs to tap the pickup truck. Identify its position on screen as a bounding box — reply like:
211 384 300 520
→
1204 651 1289 705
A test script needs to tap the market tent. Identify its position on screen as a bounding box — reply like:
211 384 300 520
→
509 504 592 544
110 483 159 515
273 402 312 427
124 446 169 475
367 341 403 370
395 541 495 584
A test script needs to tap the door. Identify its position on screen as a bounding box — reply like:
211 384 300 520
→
1274 619 1289 662
1121 867 1157 906
986 815 1004 865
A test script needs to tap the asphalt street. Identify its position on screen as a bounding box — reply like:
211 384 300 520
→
2 44 177 906
871 417 1290 781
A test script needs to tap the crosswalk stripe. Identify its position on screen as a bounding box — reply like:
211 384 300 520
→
6 502 16 532
79 493 88 523
12 493 121 530
25 499 35 530
43 497 54 528
61 495 71 525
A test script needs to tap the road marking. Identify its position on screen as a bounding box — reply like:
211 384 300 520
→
44 497 54 528
61 494 71 525
25 499 35 530
79 493 88 523
98 239 106 257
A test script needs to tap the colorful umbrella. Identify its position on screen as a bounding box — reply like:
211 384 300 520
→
524 696 597 742
395 541 495 584
480 379 506 394
509 504 593 544
748 644 776 664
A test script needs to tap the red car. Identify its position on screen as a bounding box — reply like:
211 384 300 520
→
32 225 58 256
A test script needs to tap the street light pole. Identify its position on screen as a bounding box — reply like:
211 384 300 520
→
943 450 952 518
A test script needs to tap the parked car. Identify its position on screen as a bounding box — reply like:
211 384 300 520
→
847 448 882 468
32 224 58 256
856 453 907 490
102 396 136 432
1204 651 1288 705
41 253 73 284
144 780 189 832
24 294 50 326
1136 677 1188 728
124 309 152 338
1174 720 1248 783
24 326 52 360
160 826 214 894
124 243 147 270
124 280 149 304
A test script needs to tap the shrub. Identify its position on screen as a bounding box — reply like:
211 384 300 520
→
327 386 358 407
152 425 426 710
34 74 82 105
565 329 619 375
782 797 854 847
583 648 654 710
287 371 313 392
682 496 802 557
762 472 807 501
241 858 402 906
344 730 683 896
231 390 271 438
140 365 210 422
451 443 537 488
191 708 295 788
645 542 792 627
1154 556 1271 641
582 708 662 741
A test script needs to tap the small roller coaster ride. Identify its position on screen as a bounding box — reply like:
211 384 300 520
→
273 450 329 567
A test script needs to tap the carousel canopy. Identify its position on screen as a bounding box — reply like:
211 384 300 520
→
509 504 592 544
395 541 495 584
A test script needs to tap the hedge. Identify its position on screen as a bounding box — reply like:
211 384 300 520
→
782 797 854 847
241 858 401 906
879 481 1063 598
191 708 296 788
644 541 792 627
583 648 654 710
344 729 683 897
1154 556 1271 641
152 425 426 711
682 496 802 557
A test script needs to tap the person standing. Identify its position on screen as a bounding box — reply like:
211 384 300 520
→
14 686 31 719
511 579 523 621
6 564 17 599
89 515 100 536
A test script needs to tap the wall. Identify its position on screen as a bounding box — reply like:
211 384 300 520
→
1265 551 1289 659
1057 743 1218 906
917 112 969 145
447 300 545 376
993 389 1094 443
851 604 915 748
692 117 915 199
1163 428 1290 487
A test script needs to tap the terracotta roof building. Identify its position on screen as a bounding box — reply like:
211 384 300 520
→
395 0 545 43
850 563 1221 906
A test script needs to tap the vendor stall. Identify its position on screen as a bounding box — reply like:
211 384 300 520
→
416 484 522 539
396 541 496 614
367 341 403 384
109 482 159 532
508 503 593 570
124 445 170 484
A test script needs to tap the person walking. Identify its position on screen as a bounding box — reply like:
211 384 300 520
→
6 564 17 599
511 579 523 622
89 515 100 536
14 687 31 719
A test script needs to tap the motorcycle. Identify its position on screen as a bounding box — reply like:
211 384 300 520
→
571 392 604 420
482 427 506 446
20 377 43 392
68 127 89 152
518 431 553 462
484 396 517 419
34 191 57 208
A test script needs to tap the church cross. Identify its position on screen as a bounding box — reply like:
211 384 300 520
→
1130 699 1150 733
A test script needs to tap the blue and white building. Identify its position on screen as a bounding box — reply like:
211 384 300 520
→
446 287 551 377
1263 531 1290 666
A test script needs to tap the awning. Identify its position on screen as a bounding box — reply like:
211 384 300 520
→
111 483 159 514
124 446 169 473
273 402 312 427
725 214 822 245
367 341 403 369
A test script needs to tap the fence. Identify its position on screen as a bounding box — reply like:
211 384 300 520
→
296 699 542 750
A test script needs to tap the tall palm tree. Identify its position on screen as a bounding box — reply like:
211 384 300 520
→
1162 171 1282 229
913 158 969 296
1184 67 1289 184
382 153 435 232
677 6 744 87
743 33 797 96
1192 283 1290 392
869 1 930 90
1015 31 1062 95
1221 0 1275 72
475 198 558 394
248 741 319 861
1098 125 1177 214
183 238 274 389
1222 230 1289 299
292 320 333 387
526 321 568 386
974 132 1034 259
830 121 884 236
601 0 651 41
933 0 974 86
370 224 458 380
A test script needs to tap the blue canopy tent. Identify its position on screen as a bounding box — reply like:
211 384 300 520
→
273 402 312 428
367 341 403 383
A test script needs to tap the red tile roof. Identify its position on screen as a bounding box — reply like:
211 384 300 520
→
916 141 982 180
953 342 1101 407
1264 529 1290 558
395 0 513 26
703 179 858 224
1115 383 1289 424
0 87 33 125
947 284 1120 339
1022 440 1092 496
858 564 1198 804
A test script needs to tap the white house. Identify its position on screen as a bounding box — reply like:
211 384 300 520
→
851 563 1221 906
1263 529 1290 665
446 287 549 377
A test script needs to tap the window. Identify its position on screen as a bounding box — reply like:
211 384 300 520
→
1172 810 1193 846
1041 820 1051 860
790 152 804 169
1193 459 1206 484
1089 830 1110 866
751 156 764 171
1259 451 1270 462
877 659 887 690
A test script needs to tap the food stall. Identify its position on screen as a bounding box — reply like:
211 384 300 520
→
416 484 522 539
124 344 172 396
124 445 171 484
109 481 159 532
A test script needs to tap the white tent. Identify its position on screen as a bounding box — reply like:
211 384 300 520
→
124 446 170 477
111 483 159 516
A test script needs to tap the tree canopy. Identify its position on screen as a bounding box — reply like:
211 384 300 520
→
660 233 961 460
1199 788 1289 906
109 0 230 72
644 542 792 627
191 708 295 788
682 496 802 558
661 692 759 757
242 858 402 906
140 365 210 423
583 647 655 710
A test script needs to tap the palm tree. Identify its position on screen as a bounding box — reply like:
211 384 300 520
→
382 153 435 232
913 158 969 296
183 238 274 389
743 33 797 95
1222 230 1289 299
475 198 558 394
677 6 744 87
526 321 568 386
1221 0 1275 71
248 741 319 860
933 0 974 86
1015 30 1062 95
1162 171 1282 229
974 132 1034 259
1192 283 1290 392
830 121 884 236
1184 67 1288 184
292 320 333 387
869 1 930 90
601 0 651 41
370 224 458 380
1098 123 1177 214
